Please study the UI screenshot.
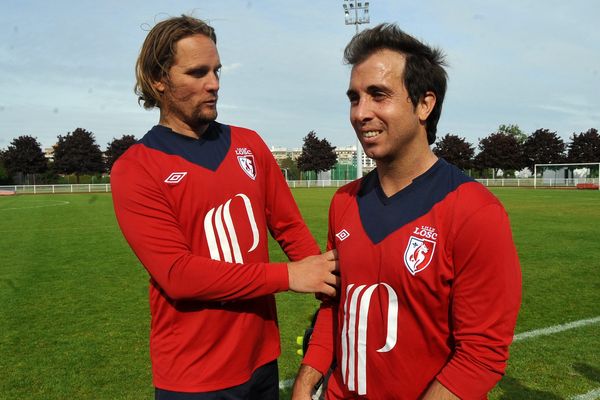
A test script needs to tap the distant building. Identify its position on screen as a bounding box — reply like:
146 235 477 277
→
358 149 376 173
335 145 356 165
269 144 376 176
44 147 55 162
269 146 302 162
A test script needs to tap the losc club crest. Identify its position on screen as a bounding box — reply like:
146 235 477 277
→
403 236 436 275
235 148 256 180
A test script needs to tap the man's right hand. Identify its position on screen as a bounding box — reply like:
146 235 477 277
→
288 249 339 297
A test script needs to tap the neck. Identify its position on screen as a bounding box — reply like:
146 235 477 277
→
376 149 438 197
158 113 209 139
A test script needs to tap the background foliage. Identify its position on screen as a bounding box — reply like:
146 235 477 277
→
1 125 599 184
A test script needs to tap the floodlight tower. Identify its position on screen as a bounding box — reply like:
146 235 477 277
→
343 0 370 34
342 0 370 179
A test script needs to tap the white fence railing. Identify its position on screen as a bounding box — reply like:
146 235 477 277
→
531 177 599 188
286 179 355 188
285 178 598 189
0 178 598 195
0 184 112 195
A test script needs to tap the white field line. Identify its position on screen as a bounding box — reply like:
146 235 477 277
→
278 316 600 391
571 388 600 400
0 200 70 211
513 316 600 342
279 378 294 390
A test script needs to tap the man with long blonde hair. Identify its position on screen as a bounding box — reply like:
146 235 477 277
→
112 15 339 400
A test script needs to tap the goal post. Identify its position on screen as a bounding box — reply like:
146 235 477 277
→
534 162 600 190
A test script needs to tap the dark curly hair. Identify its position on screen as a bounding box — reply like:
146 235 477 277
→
344 23 448 144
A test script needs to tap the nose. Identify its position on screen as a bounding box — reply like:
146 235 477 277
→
351 98 373 125
206 71 220 93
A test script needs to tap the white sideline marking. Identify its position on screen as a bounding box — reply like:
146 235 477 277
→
571 388 600 400
279 378 294 390
278 316 600 390
0 200 70 211
513 316 600 342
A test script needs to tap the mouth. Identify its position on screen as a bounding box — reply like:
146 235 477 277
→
361 130 381 139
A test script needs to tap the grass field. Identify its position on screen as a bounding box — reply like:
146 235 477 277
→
0 188 599 399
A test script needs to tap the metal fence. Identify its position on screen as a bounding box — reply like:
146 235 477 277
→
0 184 111 195
533 177 599 189
286 179 355 188
1 178 598 195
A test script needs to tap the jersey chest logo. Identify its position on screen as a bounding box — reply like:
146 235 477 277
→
204 193 259 263
235 147 256 180
164 171 187 184
341 283 398 396
336 229 350 241
403 226 438 275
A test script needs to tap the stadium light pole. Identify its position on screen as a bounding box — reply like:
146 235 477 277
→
342 0 370 179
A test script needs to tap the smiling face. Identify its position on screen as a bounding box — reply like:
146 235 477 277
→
347 49 435 166
153 34 222 137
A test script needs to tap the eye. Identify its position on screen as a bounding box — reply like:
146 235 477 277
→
366 85 390 102
188 67 209 78
347 93 359 106
371 90 387 101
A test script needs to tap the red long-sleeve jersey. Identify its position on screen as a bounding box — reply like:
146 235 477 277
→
111 122 320 392
304 159 521 399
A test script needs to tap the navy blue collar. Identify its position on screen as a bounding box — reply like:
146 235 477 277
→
357 159 473 244
139 122 231 171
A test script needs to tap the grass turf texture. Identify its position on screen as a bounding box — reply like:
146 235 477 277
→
0 188 598 399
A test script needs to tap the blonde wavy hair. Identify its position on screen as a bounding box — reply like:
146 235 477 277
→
135 15 217 109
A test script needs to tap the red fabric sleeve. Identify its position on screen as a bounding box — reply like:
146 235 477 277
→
302 197 338 374
111 157 289 302
302 302 337 375
437 203 522 399
260 139 321 260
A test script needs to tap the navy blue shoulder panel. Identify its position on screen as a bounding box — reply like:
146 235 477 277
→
139 122 231 171
358 159 474 244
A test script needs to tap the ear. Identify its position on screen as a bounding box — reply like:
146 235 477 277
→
152 79 166 94
417 91 436 122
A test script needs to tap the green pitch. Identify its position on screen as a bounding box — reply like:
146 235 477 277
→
0 188 598 399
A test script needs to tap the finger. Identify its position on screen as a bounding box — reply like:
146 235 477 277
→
329 286 337 297
321 284 336 298
325 260 339 273
334 275 341 288
331 248 338 260
324 249 337 261
324 272 340 288
331 259 340 272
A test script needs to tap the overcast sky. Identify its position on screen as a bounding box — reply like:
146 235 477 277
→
1 0 598 151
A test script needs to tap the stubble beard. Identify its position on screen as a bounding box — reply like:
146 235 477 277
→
161 90 218 132
178 104 218 133
194 107 218 126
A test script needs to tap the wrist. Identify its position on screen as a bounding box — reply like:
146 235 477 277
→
293 364 324 394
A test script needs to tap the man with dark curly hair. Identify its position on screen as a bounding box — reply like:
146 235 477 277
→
293 24 521 400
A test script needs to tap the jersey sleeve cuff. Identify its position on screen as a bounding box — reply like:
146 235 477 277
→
265 262 289 292
302 343 334 376
436 356 503 399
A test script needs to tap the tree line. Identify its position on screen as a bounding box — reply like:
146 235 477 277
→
0 128 136 185
0 128 341 185
433 125 599 177
291 125 600 180
0 124 598 185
